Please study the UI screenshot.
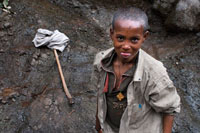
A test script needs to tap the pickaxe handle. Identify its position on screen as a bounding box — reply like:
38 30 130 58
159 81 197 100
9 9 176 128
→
53 49 74 105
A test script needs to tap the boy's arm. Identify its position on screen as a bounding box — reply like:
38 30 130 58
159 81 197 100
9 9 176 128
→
163 114 174 133
146 75 180 132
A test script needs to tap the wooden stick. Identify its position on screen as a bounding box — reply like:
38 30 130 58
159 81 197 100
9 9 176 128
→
53 49 74 104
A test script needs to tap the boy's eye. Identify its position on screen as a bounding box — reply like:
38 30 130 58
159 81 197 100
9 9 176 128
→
116 36 124 42
131 37 139 43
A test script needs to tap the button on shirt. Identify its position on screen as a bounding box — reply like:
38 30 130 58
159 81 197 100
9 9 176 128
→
101 51 137 132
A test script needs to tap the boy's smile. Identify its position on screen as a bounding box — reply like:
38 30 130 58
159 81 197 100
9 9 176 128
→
110 19 148 64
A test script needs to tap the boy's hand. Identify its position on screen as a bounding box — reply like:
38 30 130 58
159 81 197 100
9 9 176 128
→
98 129 102 133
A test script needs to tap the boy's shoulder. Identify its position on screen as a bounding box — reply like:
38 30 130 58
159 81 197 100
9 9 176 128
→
140 49 168 78
93 47 114 68
140 49 163 66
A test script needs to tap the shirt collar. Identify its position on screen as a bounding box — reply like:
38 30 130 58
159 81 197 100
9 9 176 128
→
101 50 137 77
99 48 145 82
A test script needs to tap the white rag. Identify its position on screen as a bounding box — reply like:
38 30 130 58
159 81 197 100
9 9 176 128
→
32 28 69 52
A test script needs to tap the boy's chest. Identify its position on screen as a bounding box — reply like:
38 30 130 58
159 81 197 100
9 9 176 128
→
113 62 134 87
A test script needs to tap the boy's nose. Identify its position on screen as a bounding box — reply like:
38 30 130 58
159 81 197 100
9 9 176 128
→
122 43 131 50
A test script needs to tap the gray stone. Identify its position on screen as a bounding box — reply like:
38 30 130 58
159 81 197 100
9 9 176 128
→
41 53 48 59
43 98 52 106
4 116 10 120
196 32 200 37
79 42 87 49
8 31 13 36
165 0 200 31
33 54 38 59
38 60 43 65
152 0 200 31
12 98 16 102
153 0 177 16
3 22 11 29
31 58 37 66
87 45 97 54
1 99 7 104
71 0 82 8
0 31 6 37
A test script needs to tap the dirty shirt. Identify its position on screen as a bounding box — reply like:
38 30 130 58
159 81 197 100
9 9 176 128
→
101 51 137 132
93 48 181 133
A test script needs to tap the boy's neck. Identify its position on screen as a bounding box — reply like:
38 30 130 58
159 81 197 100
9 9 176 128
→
115 54 138 67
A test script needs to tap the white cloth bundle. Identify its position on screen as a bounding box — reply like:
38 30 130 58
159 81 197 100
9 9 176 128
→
32 28 69 52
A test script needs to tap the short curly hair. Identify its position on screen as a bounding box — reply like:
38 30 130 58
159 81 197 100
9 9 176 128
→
112 7 150 32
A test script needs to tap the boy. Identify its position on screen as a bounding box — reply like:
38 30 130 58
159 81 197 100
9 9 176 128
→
92 7 180 133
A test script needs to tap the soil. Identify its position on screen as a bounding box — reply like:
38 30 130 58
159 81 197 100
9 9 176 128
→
0 0 199 132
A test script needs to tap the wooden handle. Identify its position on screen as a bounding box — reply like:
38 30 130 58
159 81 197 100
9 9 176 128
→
53 49 73 104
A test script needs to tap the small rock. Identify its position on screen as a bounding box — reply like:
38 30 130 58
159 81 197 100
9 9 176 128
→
41 53 48 59
196 32 200 37
37 124 42 129
91 10 96 14
4 116 10 120
33 126 38 130
37 19 43 24
72 0 81 8
54 100 58 105
1 99 7 104
38 60 43 65
0 31 6 37
31 58 37 66
3 22 11 29
87 45 97 54
44 98 52 106
12 98 16 102
0 49 4 53
79 42 87 48
8 31 13 36
24 29 33 36
33 51 40 59
33 54 38 59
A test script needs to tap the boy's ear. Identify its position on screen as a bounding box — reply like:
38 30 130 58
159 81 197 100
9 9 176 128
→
143 31 149 40
110 28 114 40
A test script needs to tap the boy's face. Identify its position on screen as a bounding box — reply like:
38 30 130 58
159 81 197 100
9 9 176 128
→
110 19 148 63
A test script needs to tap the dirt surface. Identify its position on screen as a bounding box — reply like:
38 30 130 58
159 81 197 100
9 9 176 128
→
0 0 200 133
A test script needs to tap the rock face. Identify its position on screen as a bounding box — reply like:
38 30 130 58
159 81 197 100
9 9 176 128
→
165 0 200 31
153 0 200 31
0 0 200 132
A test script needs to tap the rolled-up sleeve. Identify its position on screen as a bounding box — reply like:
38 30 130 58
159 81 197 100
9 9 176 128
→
147 75 181 114
90 66 99 90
